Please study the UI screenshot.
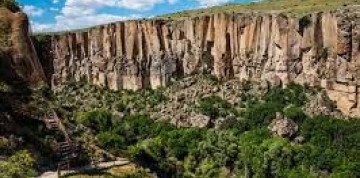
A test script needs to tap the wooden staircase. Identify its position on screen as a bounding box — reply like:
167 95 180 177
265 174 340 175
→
44 112 81 171
1 94 81 172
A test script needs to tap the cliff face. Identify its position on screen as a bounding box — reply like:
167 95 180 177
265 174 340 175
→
0 8 45 85
49 10 360 116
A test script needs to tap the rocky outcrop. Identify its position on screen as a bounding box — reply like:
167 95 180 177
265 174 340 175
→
303 91 342 117
0 8 45 85
268 113 298 138
47 9 360 116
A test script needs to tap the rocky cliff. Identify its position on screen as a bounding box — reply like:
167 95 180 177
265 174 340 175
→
48 10 360 116
0 8 45 85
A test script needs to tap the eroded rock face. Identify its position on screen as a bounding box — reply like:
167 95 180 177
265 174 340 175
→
48 10 360 116
0 8 45 84
303 91 343 118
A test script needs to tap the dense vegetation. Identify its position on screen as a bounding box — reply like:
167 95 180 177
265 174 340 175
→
1 74 359 178
70 83 360 178
0 0 21 13
0 148 37 178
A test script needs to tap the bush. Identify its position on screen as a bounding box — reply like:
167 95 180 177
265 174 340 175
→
0 80 11 92
283 105 307 123
198 96 237 119
0 136 9 153
75 111 113 132
263 83 309 108
0 150 37 178
242 101 278 129
96 132 126 151
116 114 158 144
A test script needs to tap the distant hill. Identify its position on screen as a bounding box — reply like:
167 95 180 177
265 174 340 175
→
155 0 360 20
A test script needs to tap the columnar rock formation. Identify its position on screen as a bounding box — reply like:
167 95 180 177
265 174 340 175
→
49 10 360 116
0 8 45 84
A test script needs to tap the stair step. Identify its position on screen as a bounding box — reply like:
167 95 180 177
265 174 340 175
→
61 154 78 160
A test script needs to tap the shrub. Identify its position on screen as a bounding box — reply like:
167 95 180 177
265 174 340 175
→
318 47 329 60
96 132 126 151
0 0 21 13
299 15 312 35
0 136 9 153
242 101 279 129
283 105 307 123
0 150 37 178
117 114 158 144
0 21 10 48
198 95 236 119
263 82 309 108
75 111 113 132
0 80 11 92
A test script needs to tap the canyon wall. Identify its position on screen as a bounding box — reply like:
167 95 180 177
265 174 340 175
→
48 10 360 116
0 8 45 85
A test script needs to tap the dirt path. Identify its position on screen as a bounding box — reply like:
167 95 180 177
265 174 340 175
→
38 158 130 178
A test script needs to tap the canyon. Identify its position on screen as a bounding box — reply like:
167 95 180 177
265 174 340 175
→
44 9 360 116
1 2 360 177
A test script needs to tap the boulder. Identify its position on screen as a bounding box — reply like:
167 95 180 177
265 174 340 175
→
293 136 305 144
268 113 298 138
189 114 211 128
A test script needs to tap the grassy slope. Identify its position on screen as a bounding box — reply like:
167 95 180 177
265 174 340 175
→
156 0 360 20
35 0 360 35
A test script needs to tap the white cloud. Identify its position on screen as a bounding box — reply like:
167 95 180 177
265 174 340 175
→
31 21 53 32
63 0 178 11
61 5 96 17
53 0 60 4
32 0 141 32
32 14 140 32
31 0 242 32
23 5 44 17
194 0 234 7
117 0 165 10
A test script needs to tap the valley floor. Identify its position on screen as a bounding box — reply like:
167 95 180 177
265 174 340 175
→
1 74 360 178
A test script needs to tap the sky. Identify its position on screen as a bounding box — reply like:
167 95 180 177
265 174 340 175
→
18 0 259 32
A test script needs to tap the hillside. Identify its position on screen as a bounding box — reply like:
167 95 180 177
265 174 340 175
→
36 0 360 35
156 0 360 20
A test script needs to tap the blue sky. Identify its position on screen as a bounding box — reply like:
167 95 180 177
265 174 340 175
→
18 0 259 32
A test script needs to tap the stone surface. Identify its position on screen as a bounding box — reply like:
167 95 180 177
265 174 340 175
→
268 113 298 138
303 90 343 118
46 10 360 116
293 136 305 144
189 114 211 128
0 8 45 85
